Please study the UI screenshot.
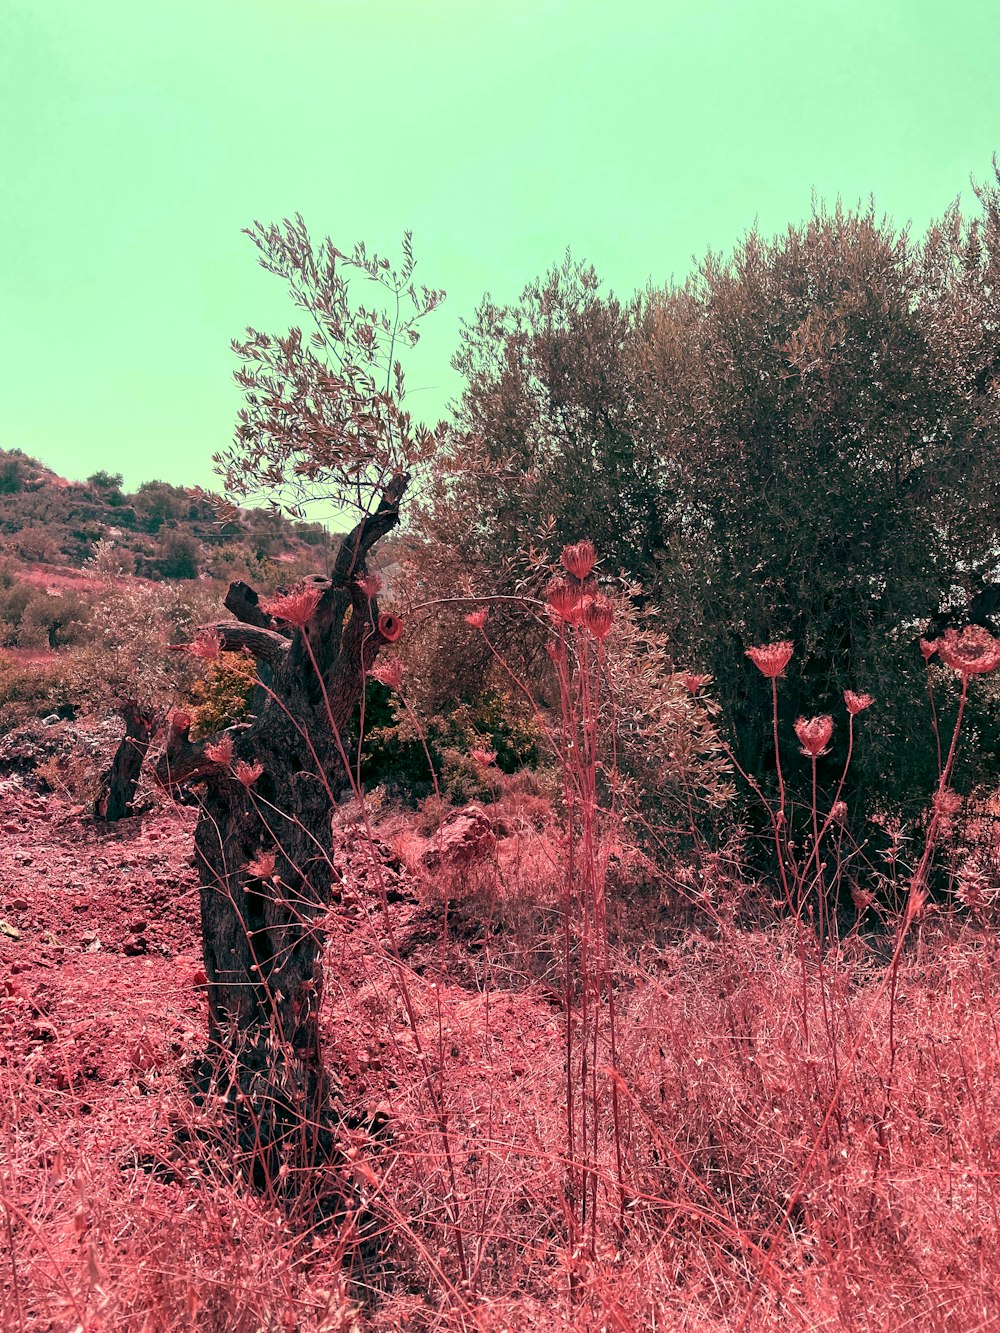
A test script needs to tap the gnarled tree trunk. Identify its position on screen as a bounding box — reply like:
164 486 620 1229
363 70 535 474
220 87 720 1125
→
154 477 405 1204
94 701 158 822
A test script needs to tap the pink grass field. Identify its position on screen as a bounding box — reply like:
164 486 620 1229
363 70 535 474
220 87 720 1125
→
4 768 1000 1331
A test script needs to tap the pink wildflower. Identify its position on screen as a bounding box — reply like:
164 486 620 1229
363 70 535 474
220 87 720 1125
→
794 715 834 757
682 673 710 695
246 850 277 881
919 638 938 663
561 540 598 581
356 574 383 599
464 607 489 630
745 641 794 679
844 690 874 716
936 626 1000 677
470 747 497 767
233 760 264 789
370 657 404 691
546 576 579 623
585 595 615 641
204 735 234 766
261 584 323 628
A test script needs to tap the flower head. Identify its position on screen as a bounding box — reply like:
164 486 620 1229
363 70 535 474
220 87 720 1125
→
546 576 580 623
188 627 222 661
464 607 489 631
470 747 497 767
795 715 834 757
233 760 264 789
204 735 234 766
585 595 615 641
936 626 1000 677
246 850 277 881
919 638 938 663
370 657 404 691
746 641 794 679
261 584 323 628
831 800 848 824
682 673 710 696
561 540 598 581
844 690 874 716
356 574 383 600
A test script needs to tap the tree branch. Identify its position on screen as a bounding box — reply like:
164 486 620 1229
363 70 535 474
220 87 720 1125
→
213 623 290 668
332 473 409 585
224 581 273 628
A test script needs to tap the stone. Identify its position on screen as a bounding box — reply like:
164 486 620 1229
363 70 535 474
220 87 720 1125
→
421 803 497 870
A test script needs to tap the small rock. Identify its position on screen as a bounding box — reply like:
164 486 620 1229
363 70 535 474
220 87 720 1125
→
123 937 148 957
11 898 29 911
42 714 61 726
128 920 148 934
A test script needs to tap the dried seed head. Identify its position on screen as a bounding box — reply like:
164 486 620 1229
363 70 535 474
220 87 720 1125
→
794 715 834 757
470 747 497 767
561 540 598 581
682 673 710 695
356 574 383 599
919 638 938 663
370 657 404 691
745 641 794 679
831 800 848 824
233 760 264 789
585 595 615 641
188 627 223 661
546 576 579 622
936 625 1000 676
204 735 234 766
261 585 323 628
844 690 874 716
464 607 489 630
246 850 277 881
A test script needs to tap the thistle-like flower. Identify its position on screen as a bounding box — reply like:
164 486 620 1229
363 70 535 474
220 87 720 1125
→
795 715 834 757
546 576 579 622
682 673 710 695
464 607 489 630
561 540 598 581
233 760 264 789
745 641 794 679
356 574 383 600
585 595 615 641
246 850 277 881
261 585 323 628
919 638 938 663
844 690 874 716
204 735 234 766
936 626 1000 677
470 747 497 767
830 800 848 824
370 657 404 691
188 627 222 661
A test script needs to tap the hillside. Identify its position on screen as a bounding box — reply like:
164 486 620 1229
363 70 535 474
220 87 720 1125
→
0 447 330 581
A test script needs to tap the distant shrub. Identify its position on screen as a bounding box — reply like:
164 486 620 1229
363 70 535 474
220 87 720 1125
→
0 653 66 730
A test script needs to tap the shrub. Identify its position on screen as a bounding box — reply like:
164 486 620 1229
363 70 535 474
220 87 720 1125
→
188 651 258 737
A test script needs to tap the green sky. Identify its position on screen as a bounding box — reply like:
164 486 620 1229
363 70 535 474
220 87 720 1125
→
3 0 999 494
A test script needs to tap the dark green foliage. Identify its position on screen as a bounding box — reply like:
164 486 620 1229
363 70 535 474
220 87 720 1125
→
428 176 1000 828
359 682 541 803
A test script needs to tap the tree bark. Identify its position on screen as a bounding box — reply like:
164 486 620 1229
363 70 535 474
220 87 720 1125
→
94 701 158 822
154 476 407 1206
